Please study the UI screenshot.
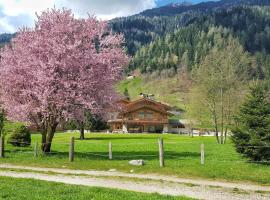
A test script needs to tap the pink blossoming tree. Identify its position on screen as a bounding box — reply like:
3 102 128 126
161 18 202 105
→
0 8 129 152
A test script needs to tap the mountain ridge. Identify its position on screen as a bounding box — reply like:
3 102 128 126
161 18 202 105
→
166 1 193 8
140 0 270 17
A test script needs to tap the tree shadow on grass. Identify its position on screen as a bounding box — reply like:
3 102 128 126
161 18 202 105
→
5 148 33 153
75 137 157 141
38 151 201 161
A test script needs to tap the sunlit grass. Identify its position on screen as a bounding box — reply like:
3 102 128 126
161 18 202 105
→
1 133 270 184
0 176 193 200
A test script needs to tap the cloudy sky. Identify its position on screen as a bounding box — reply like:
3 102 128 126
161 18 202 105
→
0 0 214 33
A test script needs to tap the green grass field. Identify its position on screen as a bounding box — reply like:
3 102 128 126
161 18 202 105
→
1 133 270 184
0 176 192 200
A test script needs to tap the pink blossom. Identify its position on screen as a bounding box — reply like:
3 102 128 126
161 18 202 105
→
0 8 129 151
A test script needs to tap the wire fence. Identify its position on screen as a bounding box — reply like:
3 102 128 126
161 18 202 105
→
1 136 270 166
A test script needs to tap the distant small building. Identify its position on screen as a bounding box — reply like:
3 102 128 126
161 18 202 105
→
107 95 185 133
126 74 136 80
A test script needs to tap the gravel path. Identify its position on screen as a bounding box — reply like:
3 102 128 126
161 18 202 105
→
0 164 269 200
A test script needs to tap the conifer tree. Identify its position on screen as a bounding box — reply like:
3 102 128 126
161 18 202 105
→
232 83 270 161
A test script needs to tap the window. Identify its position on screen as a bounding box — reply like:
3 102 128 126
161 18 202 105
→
138 112 144 119
146 112 153 120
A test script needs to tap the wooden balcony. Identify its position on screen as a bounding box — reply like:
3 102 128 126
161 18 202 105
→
123 119 168 125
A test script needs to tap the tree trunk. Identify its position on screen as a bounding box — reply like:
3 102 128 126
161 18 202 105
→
80 123 85 140
43 141 52 153
41 132 46 151
77 120 85 140
213 112 220 144
224 127 228 144
42 123 58 153
220 88 224 144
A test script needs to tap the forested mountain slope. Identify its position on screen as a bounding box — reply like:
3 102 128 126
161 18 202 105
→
191 6 270 54
110 13 195 55
117 2 270 119
1 0 270 79
110 0 270 55
130 6 270 79
2 0 270 55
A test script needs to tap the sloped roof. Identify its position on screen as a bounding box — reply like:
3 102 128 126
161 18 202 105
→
120 97 171 115
126 97 171 109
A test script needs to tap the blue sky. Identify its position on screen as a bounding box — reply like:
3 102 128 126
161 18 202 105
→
0 0 216 33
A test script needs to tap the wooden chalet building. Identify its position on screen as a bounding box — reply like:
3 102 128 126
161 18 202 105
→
108 95 184 133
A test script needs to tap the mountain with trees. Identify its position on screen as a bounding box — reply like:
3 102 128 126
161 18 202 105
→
191 6 270 54
129 6 270 79
110 0 270 55
116 1 270 145
2 0 270 56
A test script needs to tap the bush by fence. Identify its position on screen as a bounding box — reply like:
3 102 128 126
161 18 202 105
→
8 125 31 147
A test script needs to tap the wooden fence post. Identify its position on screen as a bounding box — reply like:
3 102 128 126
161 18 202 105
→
109 141 112 160
69 137 75 162
0 135 4 158
34 141 38 157
158 138 164 167
201 143 205 165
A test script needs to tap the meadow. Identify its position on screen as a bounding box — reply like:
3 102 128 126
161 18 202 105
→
1 132 270 185
0 176 192 200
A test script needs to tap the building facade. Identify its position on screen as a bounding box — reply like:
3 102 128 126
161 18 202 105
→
108 97 180 133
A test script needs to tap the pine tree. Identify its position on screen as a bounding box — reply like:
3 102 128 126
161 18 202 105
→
232 83 270 161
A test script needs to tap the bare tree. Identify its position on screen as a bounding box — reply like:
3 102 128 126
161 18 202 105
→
191 36 251 144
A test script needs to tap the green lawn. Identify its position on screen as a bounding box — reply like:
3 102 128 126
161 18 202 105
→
1 133 270 184
0 176 192 200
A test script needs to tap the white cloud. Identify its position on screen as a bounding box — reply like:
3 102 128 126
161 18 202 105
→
0 0 55 17
0 13 32 33
0 0 157 33
56 0 156 19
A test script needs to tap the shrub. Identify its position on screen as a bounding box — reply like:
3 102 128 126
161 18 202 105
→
8 125 31 147
232 83 270 161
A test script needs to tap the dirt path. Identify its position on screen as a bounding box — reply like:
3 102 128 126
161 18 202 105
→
0 164 269 200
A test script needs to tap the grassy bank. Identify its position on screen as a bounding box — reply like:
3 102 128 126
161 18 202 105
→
1 133 270 184
0 176 192 200
117 76 187 110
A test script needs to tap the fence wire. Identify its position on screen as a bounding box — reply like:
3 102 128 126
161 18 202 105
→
1 139 270 165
